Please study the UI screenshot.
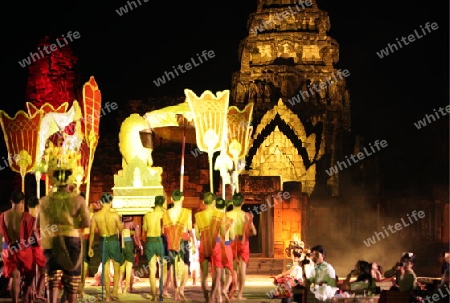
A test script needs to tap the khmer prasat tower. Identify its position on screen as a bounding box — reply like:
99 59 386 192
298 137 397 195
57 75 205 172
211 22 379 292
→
25 36 78 108
230 0 352 196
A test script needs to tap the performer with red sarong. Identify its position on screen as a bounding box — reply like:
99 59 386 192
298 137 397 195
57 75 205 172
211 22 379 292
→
215 198 235 303
0 191 36 303
227 192 257 301
162 190 193 301
195 192 224 303
26 196 46 301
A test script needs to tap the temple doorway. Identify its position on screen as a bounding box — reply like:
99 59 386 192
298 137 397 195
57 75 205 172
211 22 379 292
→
242 204 261 253
242 195 274 257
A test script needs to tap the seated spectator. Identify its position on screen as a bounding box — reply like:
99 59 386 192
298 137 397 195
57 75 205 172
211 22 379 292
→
371 262 383 282
385 252 414 286
272 248 305 303
378 254 419 303
274 250 304 287
398 253 417 293
306 245 336 287
342 260 376 291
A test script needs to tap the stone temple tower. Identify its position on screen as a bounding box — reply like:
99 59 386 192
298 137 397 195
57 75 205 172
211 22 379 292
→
25 36 78 109
230 0 352 196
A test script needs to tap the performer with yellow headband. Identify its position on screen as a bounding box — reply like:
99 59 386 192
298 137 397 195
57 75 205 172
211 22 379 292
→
37 168 90 303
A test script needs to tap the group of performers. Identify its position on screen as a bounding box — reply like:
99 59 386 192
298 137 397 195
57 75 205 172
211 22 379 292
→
0 166 257 303
0 168 90 303
141 190 257 302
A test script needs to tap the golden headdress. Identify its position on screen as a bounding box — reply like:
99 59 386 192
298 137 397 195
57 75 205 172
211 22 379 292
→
43 141 83 186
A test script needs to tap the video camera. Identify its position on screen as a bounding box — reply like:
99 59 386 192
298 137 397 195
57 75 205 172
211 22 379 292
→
285 239 312 267
300 250 311 265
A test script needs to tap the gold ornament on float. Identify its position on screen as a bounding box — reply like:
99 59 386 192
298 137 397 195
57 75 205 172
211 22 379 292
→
0 110 43 192
226 103 254 193
185 89 229 193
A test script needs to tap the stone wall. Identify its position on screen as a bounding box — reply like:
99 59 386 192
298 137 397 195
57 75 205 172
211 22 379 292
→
273 191 305 258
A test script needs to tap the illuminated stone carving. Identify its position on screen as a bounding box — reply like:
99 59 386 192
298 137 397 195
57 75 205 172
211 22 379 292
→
231 0 351 196
278 41 296 58
245 99 325 195
302 45 321 60
259 45 272 58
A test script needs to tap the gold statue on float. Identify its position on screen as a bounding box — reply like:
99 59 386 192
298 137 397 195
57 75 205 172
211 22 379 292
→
113 113 164 215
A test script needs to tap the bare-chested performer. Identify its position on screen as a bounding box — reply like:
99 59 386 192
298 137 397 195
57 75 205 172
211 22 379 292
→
26 196 46 301
38 169 90 303
162 190 193 301
88 193 124 301
195 192 224 303
143 195 165 301
0 191 36 303
77 192 93 300
60 192 93 303
161 203 173 299
215 198 235 303
119 216 142 295
227 192 257 300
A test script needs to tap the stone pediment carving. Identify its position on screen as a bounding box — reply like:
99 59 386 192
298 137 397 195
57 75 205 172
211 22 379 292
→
245 99 326 194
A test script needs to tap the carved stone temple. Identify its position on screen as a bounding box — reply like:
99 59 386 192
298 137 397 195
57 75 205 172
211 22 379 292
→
230 0 352 197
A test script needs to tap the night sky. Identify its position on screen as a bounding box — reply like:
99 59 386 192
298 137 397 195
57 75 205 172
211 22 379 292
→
1 0 448 190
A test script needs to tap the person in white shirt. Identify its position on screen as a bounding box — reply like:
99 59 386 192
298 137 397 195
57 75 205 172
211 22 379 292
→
307 245 336 287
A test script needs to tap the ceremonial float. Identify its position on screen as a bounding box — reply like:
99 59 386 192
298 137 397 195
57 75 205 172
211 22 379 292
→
0 76 102 202
0 79 254 217
112 88 254 214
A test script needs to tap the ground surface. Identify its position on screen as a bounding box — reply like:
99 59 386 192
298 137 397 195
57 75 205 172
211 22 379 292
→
82 275 277 303
0 275 279 303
